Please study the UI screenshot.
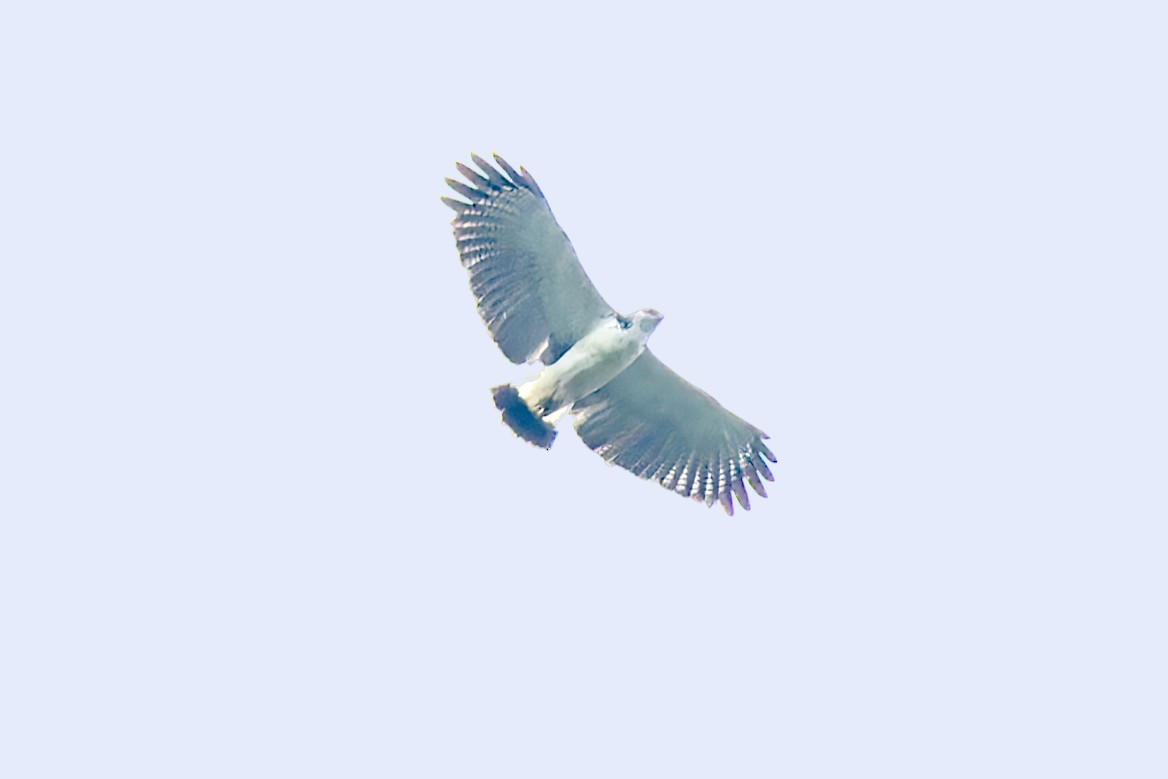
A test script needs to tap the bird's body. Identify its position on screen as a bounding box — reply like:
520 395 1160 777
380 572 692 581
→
443 154 776 514
517 310 661 418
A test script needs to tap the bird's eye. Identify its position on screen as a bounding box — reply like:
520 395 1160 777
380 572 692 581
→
618 316 632 330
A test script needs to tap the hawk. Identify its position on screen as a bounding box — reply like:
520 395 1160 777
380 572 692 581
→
443 154 775 514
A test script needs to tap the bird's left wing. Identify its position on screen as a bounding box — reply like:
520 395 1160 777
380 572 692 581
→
443 154 615 365
572 350 775 515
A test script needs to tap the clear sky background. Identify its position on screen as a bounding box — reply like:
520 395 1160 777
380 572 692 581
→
2 2 1165 777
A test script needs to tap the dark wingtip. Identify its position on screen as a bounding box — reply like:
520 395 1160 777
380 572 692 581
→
758 440 777 463
445 178 481 201
518 165 545 198
731 478 751 511
470 152 491 169
719 492 735 516
492 154 522 185
455 161 494 191
746 470 768 498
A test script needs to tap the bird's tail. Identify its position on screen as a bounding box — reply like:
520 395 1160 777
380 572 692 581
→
491 384 556 449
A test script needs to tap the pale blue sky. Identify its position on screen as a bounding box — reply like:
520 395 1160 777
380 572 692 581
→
2 1 1165 777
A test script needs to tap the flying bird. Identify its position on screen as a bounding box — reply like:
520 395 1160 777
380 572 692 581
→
443 154 775 514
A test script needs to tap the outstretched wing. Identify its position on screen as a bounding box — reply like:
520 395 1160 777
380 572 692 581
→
572 350 775 515
443 154 615 365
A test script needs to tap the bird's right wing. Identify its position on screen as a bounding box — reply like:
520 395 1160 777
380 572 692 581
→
443 154 615 365
572 350 775 515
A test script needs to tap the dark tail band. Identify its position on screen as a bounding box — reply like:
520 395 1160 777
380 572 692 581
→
491 384 556 449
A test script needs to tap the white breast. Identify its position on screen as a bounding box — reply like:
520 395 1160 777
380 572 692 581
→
518 318 646 414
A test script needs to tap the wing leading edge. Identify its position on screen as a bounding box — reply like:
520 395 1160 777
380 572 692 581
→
443 154 615 365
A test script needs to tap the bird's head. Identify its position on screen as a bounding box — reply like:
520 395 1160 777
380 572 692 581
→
630 308 664 337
